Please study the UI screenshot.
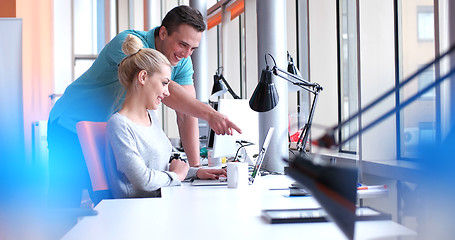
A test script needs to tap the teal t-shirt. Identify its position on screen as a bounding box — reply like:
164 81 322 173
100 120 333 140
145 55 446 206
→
49 28 194 133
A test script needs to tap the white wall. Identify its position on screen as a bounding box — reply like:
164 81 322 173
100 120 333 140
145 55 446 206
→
53 0 72 94
359 0 396 161
224 15 242 97
245 0 258 98
118 0 129 32
287 0 299 115
131 0 144 30
309 0 338 140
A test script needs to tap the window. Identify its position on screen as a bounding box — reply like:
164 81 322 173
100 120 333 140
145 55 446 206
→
73 0 98 80
399 0 437 159
417 6 434 41
338 0 359 153
206 1 245 100
335 0 396 160
418 66 435 99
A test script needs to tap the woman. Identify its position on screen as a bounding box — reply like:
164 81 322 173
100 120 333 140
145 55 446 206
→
106 34 226 198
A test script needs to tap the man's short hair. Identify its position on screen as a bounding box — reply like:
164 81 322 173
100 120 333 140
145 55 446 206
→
160 5 206 35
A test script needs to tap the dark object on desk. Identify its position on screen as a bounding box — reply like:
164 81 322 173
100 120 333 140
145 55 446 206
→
289 182 311 196
262 207 390 224
287 153 358 240
169 153 186 163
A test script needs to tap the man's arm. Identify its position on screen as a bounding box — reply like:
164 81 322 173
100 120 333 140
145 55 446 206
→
162 81 242 135
174 85 200 167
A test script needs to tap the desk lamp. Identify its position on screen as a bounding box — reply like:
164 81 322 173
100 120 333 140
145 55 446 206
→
249 53 323 153
210 68 241 100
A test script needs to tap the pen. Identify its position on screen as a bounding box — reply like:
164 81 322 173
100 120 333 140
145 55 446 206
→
357 184 388 190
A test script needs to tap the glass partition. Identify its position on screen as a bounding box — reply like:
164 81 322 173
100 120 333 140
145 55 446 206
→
398 0 438 159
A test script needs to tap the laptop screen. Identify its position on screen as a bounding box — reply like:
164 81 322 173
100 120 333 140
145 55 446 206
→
191 127 274 187
250 127 274 183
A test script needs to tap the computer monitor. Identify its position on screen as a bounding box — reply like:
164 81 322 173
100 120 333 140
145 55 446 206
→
206 102 218 150
209 99 259 159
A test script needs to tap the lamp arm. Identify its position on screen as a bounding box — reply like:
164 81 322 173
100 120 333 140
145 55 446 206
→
273 66 322 90
220 74 241 99
267 61 323 153
296 91 320 152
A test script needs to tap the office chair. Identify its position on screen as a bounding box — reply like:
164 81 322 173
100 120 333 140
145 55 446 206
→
76 121 112 205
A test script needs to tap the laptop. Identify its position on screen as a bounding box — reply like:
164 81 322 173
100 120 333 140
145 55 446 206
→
191 127 274 186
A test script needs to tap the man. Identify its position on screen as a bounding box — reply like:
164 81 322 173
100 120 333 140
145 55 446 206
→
47 5 240 209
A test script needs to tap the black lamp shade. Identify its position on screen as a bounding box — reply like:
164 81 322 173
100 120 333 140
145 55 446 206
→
249 69 279 112
210 74 228 99
288 61 299 75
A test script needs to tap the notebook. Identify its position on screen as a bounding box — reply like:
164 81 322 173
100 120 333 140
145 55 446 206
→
191 127 275 186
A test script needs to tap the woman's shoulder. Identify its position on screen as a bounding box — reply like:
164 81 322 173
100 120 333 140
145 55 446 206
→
106 113 141 143
107 112 122 122
107 112 131 131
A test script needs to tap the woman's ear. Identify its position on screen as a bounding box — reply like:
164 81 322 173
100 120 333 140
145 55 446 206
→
137 70 147 85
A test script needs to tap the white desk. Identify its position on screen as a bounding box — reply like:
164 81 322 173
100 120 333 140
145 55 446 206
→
62 175 416 240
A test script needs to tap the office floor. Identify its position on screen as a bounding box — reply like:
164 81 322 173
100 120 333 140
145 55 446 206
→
0 186 96 240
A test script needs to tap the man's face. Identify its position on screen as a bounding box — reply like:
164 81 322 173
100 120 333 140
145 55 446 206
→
158 24 202 66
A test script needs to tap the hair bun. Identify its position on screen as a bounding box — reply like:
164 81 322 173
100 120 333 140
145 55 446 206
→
122 34 144 55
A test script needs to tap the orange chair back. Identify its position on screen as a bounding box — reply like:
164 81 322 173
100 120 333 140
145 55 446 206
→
76 121 109 191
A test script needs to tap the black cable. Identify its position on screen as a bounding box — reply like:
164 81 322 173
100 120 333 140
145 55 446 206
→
289 148 298 158
233 140 254 162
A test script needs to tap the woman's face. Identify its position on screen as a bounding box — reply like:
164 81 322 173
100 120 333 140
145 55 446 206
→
142 65 171 110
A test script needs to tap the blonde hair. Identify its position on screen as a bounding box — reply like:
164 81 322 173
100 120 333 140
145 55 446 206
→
118 34 171 92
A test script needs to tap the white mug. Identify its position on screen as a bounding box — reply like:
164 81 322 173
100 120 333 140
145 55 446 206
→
227 162 249 188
